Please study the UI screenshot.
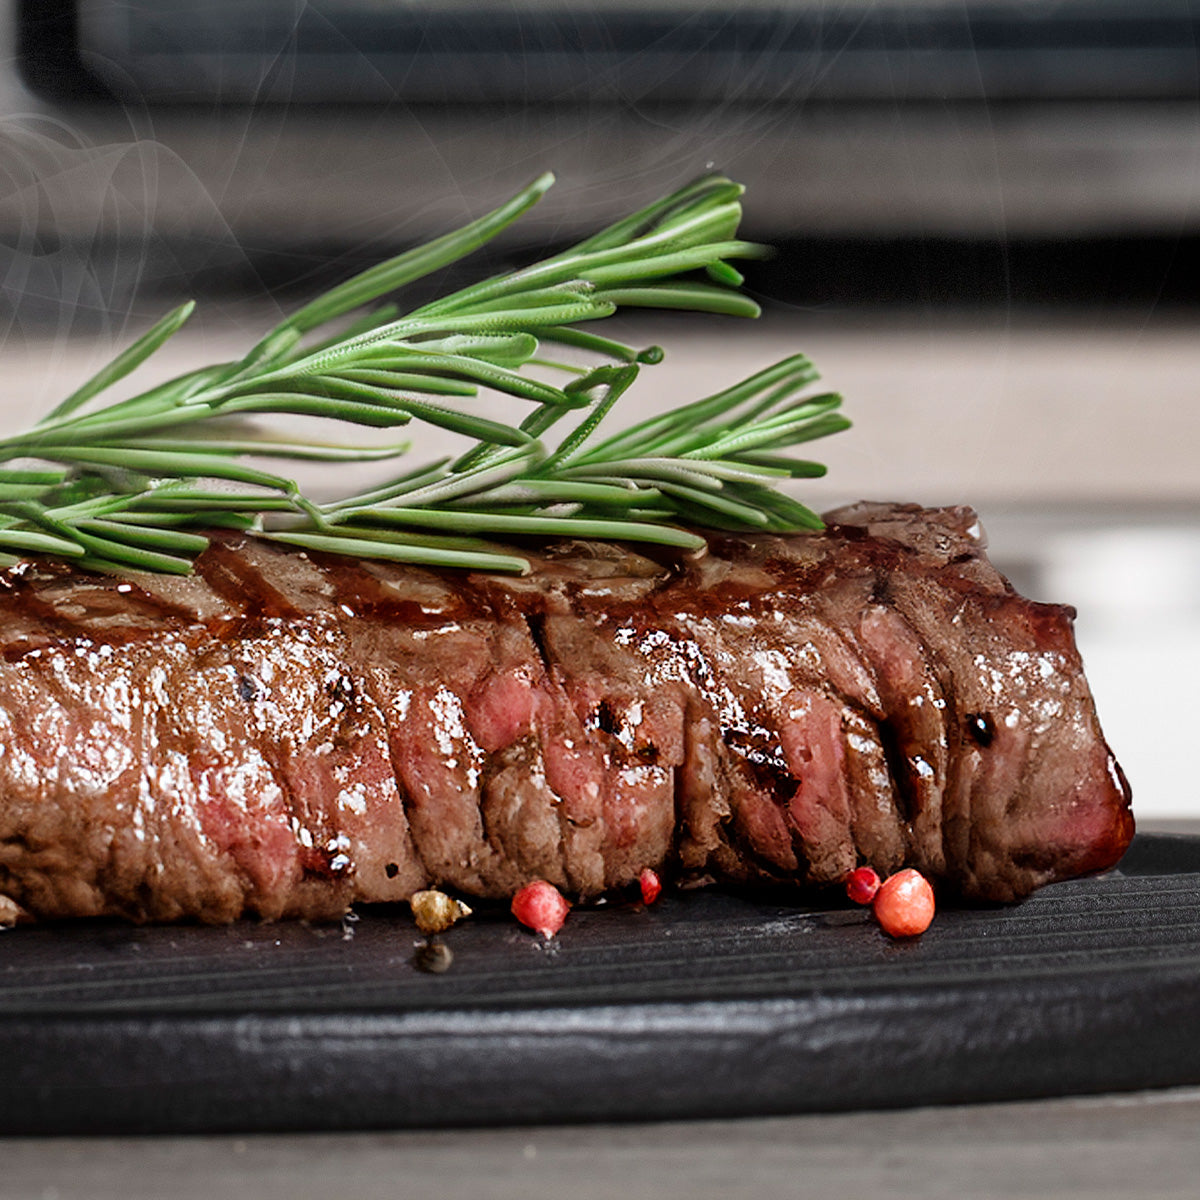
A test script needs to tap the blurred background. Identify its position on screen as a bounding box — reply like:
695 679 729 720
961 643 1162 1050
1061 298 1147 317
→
2 0 1198 817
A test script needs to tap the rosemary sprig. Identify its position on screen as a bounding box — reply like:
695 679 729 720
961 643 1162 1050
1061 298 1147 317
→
0 173 849 576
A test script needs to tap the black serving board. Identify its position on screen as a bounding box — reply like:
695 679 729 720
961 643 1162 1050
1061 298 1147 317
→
2 832 1199 1135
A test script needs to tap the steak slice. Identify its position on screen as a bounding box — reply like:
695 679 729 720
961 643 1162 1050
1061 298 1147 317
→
0 503 1132 922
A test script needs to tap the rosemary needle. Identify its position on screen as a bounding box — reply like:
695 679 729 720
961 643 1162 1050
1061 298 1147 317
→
0 173 849 576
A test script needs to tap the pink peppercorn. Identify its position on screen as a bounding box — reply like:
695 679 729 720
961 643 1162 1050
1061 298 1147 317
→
511 880 570 938
844 866 881 905
872 868 936 938
639 868 663 905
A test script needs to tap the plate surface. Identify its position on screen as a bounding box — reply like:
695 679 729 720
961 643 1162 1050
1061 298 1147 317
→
2 832 1197 1134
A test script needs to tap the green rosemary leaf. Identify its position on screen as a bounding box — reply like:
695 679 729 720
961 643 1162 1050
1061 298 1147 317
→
0 527 86 556
451 479 650 508
578 241 764 288
265 529 532 574
537 326 663 364
349 506 705 548
293 304 400 360
320 462 453 513
401 333 541 368
733 485 826 531
75 518 211 554
732 453 831 477
112 437 413 463
46 300 195 420
331 356 572 405
536 365 639 472
565 175 745 255
6 173 847 576
563 458 727 490
579 355 819 461
589 283 761 317
277 174 554 336
222 392 417 427
101 509 252 529
654 481 774 527
706 261 745 287
38 446 301 493
0 468 71 485
0 467 71 501
334 369 478 397
348 445 542 511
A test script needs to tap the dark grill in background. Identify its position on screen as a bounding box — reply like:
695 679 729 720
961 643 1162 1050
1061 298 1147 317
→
10 0 1200 318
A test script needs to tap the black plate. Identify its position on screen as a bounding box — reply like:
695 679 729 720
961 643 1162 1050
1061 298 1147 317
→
2 832 1198 1135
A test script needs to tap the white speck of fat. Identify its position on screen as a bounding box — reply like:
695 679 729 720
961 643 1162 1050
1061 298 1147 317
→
337 781 368 816
146 665 170 705
429 687 482 773
912 756 934 779
753 649 792 697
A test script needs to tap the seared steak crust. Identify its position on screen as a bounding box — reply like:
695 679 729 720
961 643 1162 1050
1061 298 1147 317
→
0 503 1132 922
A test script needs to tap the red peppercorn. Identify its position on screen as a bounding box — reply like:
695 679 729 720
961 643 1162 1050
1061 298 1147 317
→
872 868 936 938
511 880 570 938
639 868 663 905
844 866 881 905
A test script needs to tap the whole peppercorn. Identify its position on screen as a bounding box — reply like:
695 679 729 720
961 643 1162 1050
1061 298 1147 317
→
410 889 472 936
872 868 936 938
844 866 881 905
511 880 570 938
639 868 663 906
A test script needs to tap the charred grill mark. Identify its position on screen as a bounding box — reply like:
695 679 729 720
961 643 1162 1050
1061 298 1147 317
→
715 774 801 882
877 716 917 826
721 728 800 804
0 572 87 648
965 711 995 747
315 554 418 618
269 752 341 890
299 843 352 881
868 575 893 606
524 611 552 672
197 541 301 619
594 699 620 735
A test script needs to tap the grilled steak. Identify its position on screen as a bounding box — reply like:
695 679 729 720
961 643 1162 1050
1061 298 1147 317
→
0 502 1132 923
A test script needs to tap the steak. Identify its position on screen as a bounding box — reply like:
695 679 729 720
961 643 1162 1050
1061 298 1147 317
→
0 502 1132 923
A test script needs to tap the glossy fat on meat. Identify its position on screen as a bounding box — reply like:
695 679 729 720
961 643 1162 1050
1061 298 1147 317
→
0 504 1133 922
